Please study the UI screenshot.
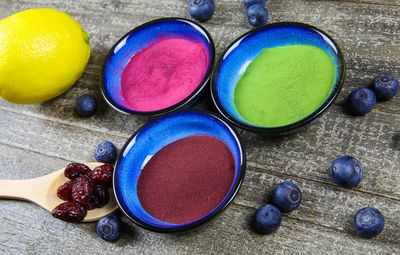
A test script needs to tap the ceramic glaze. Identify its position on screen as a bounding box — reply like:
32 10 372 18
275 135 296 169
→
211 22 345 134
114 111 245 232
101 18 214 116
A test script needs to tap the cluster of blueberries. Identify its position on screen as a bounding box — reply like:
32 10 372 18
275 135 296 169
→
330 156 385 238
188 0 269 27
253 181 301 234
254 156 385 238
347 74 398 116
94 141 124 242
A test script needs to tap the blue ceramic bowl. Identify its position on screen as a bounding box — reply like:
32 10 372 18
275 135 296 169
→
211 22 345 135
113 110 246 232
101 18 215 116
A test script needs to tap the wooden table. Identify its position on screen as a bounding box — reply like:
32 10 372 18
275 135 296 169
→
1 0 399 254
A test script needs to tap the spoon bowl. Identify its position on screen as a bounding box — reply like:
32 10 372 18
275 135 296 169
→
0 162 118 222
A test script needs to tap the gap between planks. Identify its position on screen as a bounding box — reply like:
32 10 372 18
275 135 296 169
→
247 162 400 202
2 97 400 140
322 0 400 7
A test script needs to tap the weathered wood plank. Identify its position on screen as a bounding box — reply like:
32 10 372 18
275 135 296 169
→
2 94 400 202
322 0 400 6
1 0 400 254
0 109 129 163
243 106 400 200
0 145 399 254
0 144 68 179
2 0 400 50
2 201 399 255
0 109 399 246
238 165 400 244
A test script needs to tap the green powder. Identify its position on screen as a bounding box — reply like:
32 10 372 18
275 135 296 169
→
234 45 335 127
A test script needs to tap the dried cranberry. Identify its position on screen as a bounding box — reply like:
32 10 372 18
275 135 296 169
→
52 201 87 222
64 163 91 179
56 180 75 201
91 164 114 187
71 176 93 206
87 185 110 210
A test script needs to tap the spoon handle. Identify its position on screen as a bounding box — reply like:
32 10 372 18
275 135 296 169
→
0 178 47 203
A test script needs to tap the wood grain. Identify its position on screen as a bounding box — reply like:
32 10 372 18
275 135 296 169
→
0 108 399 241
2 95 400 200
0 146 399 254
1 0 400 254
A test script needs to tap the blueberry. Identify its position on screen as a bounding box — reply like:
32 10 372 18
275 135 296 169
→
243 0 266 8
96 215 122 242
354 207 385 238
253 204 282 235
347 88 376 116
372 74 398 101
95 141 117 163
272 181 302 213
329 156 364 188
188 0 215 22
76 95 97 117
247 4 269 27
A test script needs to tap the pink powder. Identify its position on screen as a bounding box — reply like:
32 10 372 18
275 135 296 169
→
120 37 209 111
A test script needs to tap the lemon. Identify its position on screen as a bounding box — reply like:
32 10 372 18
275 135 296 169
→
0 8 90 104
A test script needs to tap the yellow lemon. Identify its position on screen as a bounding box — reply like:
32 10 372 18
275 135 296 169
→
0 8 90 104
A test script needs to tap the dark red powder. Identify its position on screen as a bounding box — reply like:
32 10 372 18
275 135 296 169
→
120 37 208 112
137 136 235 224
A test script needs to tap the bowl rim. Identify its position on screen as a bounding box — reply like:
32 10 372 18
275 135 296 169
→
113 110 247 233
100 17 216 117
210 22 346 135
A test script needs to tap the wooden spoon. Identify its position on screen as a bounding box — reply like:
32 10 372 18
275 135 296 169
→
0 162 118 222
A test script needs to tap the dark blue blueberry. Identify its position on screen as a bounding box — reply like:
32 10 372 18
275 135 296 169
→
253 204 282 235
247 4 269 27
329 155 364 188
188 0 215 22
347 88 376 116
372 74 398 101
243 0 266 8
95 141 117 163
96 215 122 242
272 181 302 213
76 95 97 117
354 207 385 238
